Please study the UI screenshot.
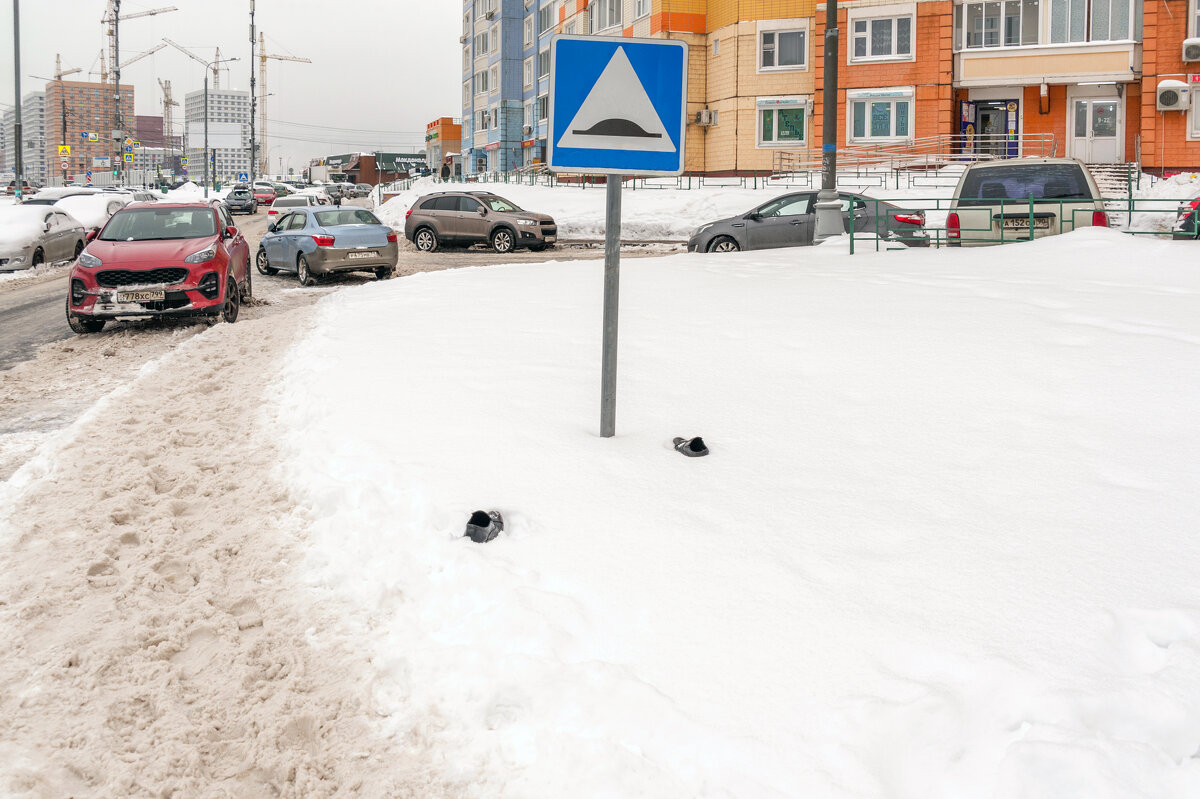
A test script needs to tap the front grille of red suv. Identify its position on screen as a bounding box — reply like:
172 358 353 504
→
96 268 190 288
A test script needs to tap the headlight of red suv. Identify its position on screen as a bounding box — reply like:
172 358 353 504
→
184 246 217 264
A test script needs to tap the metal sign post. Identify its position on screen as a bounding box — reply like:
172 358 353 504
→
547 35 687 438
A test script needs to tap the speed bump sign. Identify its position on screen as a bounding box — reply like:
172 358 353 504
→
58 145 71 157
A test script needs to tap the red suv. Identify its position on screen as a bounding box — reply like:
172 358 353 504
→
252 184 277 206
66 202 251 334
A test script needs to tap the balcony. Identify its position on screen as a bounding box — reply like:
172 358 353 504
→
955 40 1140 87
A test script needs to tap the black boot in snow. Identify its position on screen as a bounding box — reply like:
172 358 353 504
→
464 510 504 543
673 437 709 457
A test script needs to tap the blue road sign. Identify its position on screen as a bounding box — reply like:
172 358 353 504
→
86 170 92 178
548 35 687 177
124 145 133 153
237 172 249 182
80 131 89 140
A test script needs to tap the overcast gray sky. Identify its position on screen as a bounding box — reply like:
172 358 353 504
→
0 0 459 170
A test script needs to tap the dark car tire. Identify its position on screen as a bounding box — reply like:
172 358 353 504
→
73 240 84 259
297 254 314 287
65 299 105 334
375 266 394 280
707 236 740 253
241 258 253 300
31 248 44 267
255 247 278 276
414 227 438 252
220 276 240 323
491 227 515 254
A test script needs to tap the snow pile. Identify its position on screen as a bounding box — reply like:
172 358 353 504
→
271 228 1200 796
0 205 51 249
1124 172 1200 234
163 182 228 202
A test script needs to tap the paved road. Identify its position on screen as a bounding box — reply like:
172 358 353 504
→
0 276 72 371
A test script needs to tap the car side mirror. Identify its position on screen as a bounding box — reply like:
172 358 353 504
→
85 230 98 242
478 206 487 215
267 223 277 233
225 225 238 239
746 212 761 221
44 223 52 233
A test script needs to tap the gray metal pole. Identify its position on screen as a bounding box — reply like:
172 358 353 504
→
12 0 23 200
113 0 122 185
600 175 622 438
249 0 256 179
813 0 843 242
203 71 209 198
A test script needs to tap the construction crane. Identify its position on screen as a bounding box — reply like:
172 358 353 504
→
158 78 179 157
100 2 177 84
31 56 84 151
50 54 82 82
119 42 166 70
163 38 227 89
258 32 311 176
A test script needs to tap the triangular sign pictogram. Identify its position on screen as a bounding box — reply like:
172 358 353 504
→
557 47 675 153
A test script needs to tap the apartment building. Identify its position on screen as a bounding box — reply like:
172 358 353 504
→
459 0 1200 174
3 92 48 184
425 117 463 172
42 80 135 179
183 88 251 182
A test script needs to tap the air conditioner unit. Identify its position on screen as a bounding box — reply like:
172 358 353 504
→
522 125 532 136
694 109 713 126
485 9 495 19
1185 38 1200 62
459 34 469 44
1157 79 1190 111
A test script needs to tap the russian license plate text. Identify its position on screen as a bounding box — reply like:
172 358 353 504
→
118 290 165 302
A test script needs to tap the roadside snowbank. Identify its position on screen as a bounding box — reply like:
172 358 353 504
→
271 228 1200 796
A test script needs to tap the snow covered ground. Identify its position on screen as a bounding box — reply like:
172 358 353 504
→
267 227 1200 796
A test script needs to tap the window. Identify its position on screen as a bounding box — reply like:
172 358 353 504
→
525 17 534 46
851 15 914 60
590 0 622 31
463 48 470 71
475 70 489 95
565 21 576 34
1047 0 1129 42
478 109 489 130
757 194 812 217
464 11 471 33
524 57 534 88
635 0 650 18
758 100 806 145
538 48 550 77
489 65 499 94
848 90 913 141
525 100 534 127
536 94 548 121
760 28 806 70
475 32 490 54
713 39 721 57
955 0 1040 48
491 25 499 51
538 3 554 33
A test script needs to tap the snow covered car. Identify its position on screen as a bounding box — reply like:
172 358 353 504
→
52 192 134 236
1172 194 1200 239
256 206 398 285
0 205 87 271
65 202 252 334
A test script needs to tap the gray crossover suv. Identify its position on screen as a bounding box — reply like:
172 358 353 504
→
404 190 557 253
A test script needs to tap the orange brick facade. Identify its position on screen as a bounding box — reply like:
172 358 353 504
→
1141 0 1200 171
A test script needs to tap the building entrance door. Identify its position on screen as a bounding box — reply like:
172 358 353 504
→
977 104 1008 157
1071 98 1121 163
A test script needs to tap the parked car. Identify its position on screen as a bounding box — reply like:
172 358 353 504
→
404 190 557 253
320 185 343 203
273 183 295 197
225 187 258 215
52 193 133 236
252 182 277 206
256 206 398 285
21 187 103 205
687 191 927 253
947 158 1108 247
65 202 251 333
0 205 87 271
266 195 321 220
1172 194 1200 239
354 183 372 198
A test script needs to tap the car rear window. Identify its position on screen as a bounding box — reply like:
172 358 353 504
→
420 196 458 211
275 197 308 206
958 164 1094 206
100 208 216 241
314 209 381 227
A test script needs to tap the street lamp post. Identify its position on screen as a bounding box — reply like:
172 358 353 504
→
12 0 24 200
813 0 843 243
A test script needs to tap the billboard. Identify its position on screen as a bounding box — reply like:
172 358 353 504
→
186 122 244 149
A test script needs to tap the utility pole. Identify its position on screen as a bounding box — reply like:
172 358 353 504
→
12 0 23 199
112 0 122 185
813 0 842 242
249 0 256 179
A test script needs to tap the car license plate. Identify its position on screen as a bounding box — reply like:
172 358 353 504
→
117 290 165 302
1001 217 1051 230
545 236 556 243
347 251 377 260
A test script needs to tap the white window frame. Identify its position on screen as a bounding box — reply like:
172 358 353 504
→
635 0 651 19
848 5 917 63
537 94 548 121
475 70 489 96
847 87 915 143
538 2 555 34
590 0 622 33
757 19 809 73
756 97 809 147
954 0 1043 50
1048 0 1131 43
712 38 720 57
538 47 551 78
475 32 490 55
525 17 534 47
490 65 499 95
1194 0 1200 38
490 24 499 51
524 57 534 88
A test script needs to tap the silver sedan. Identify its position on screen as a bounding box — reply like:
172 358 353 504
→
0 205 87 271
256 206 399 286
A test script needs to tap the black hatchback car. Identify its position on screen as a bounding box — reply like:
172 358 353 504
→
224 186 258 215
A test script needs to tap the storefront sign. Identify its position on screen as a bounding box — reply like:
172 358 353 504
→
756 97 804 108
483 142 500 151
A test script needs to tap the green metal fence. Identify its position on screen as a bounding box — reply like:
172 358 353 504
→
848 195 1194 253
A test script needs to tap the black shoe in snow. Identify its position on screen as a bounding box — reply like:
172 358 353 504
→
464 510 504 543
673 437 709 457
